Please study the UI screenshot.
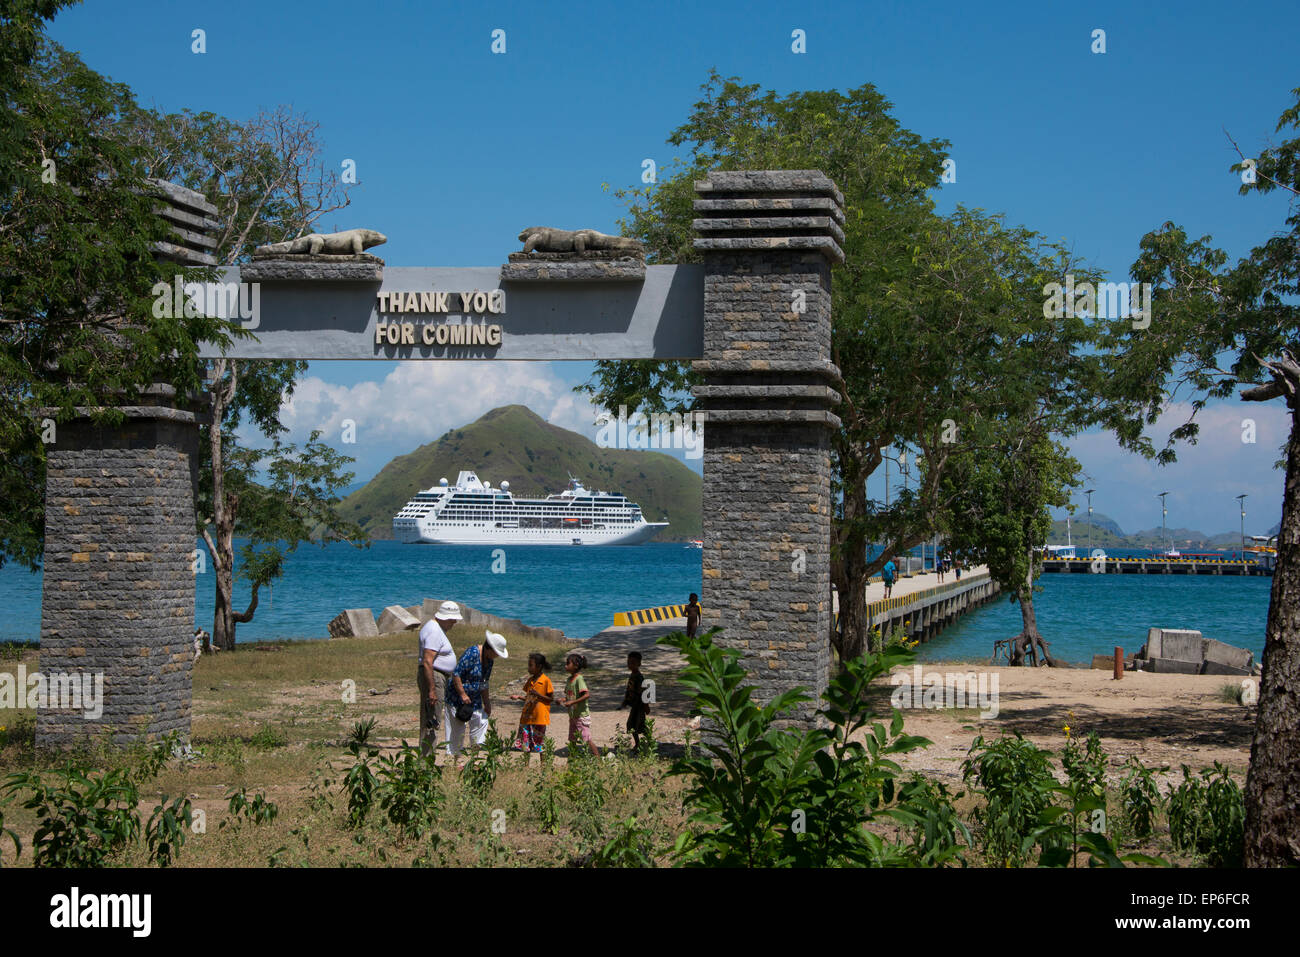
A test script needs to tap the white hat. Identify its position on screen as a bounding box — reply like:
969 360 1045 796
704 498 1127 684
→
484 630 509 659
435 600 463 621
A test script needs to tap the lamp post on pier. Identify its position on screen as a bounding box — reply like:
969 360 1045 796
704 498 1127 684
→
1158 491 1169 554
1236 494 1247 558
1085 488 1095 556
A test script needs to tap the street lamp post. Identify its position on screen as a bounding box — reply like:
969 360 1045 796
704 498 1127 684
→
1158 491 1169 554
1236 494 1248 558
1085 488 1095 556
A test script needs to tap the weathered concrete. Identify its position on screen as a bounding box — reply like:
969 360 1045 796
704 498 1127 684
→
694 170 844 726
1148 656 1205 675
328 608 379 639
418 599 569 645
377 605 421 633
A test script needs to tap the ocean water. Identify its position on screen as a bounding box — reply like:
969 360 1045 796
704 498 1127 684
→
0 540 704 644
0 542 1272 663
914 572 1272 665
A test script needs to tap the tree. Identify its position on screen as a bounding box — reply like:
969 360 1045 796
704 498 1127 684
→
0 21 236 571
582 72 1100 663
1100 87 1300 866
1 8 363 649
124 105 363 650
941 431 1080 667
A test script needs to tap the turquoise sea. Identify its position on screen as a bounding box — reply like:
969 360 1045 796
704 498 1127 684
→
0 541 1272 664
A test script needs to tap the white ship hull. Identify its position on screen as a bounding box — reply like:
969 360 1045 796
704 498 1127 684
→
395 522 668 546
393 470 669 546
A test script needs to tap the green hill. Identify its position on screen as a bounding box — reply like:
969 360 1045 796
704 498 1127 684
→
339 405 701 541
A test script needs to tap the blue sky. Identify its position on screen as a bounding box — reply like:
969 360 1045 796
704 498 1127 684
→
47 0 1298 537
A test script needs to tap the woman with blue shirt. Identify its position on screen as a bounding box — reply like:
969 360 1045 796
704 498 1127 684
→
446 629 509 757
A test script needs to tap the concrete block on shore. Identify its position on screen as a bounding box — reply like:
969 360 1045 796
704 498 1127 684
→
328 608 379 639
1202 659 1252 677
1148 656 1203 675
1146 628 1204 662
417 598 569 644
377 605 421 633
1203 638 1253 671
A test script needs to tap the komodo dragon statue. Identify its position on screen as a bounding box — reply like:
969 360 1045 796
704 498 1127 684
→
517 227 643 255
254 228 387 257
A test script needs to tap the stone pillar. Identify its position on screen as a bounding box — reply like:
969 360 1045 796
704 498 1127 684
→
692 170 845 725
36 390 200 746
36 180 216 748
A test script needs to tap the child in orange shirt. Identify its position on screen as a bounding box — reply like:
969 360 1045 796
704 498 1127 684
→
510 653 554 753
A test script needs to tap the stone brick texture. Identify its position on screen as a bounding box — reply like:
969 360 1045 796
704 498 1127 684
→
37 412 198 747
696 179 843 725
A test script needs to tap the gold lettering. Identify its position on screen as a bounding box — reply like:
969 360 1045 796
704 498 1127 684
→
488 290 505 313
449 323 466 345
486 324 502 346
470 323 486 345
375 322 388 344
401 323 415 345
434 291 450 312
422 323 437 345
420 292 436 312
459 292 473 312
435 323 449 345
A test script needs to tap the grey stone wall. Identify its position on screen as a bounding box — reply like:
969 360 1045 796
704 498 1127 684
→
36 405 199 747
693 171 845 725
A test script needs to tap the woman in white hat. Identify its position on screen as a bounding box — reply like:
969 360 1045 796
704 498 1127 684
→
446 627 509 757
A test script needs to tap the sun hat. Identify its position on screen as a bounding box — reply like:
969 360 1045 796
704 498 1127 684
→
435 600 463 621
484 630 509 659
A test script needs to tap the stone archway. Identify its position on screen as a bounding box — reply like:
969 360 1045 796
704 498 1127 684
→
35 170 845 746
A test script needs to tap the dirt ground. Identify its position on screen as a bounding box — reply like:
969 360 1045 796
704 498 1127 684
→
529 622 1258 785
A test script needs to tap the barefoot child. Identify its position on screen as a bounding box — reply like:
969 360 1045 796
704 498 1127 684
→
559 653 599 757
619 651 650 753
509 653 554 753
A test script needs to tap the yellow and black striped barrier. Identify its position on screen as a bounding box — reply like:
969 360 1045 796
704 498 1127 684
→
613 604 696 626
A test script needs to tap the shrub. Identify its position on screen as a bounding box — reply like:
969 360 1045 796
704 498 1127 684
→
1168 763 1244 867
1120 756 1165 841
661 629 933 867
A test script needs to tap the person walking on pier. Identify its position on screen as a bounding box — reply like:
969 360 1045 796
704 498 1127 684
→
882 559 897 599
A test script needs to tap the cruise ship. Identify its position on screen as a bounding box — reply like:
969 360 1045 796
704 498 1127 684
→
393 470 669 545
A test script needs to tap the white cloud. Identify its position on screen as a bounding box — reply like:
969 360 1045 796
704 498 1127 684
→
1065 400 1289 535
277 360 608 462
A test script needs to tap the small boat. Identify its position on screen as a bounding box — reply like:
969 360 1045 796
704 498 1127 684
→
1044 516 1076 558
686 539 703 549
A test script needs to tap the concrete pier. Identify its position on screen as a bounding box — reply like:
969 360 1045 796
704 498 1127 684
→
834 568 1002 646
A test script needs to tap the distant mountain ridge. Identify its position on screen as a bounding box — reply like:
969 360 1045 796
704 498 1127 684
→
1049 515 1278 550
339 405 702 541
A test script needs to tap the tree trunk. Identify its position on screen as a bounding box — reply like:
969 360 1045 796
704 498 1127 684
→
832 468 872 665
207 360 240 652
1007 559 1059 667
1243 384 1300 867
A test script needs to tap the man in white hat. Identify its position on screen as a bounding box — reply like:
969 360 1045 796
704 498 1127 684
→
446 627 509 757
417 600 463 757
